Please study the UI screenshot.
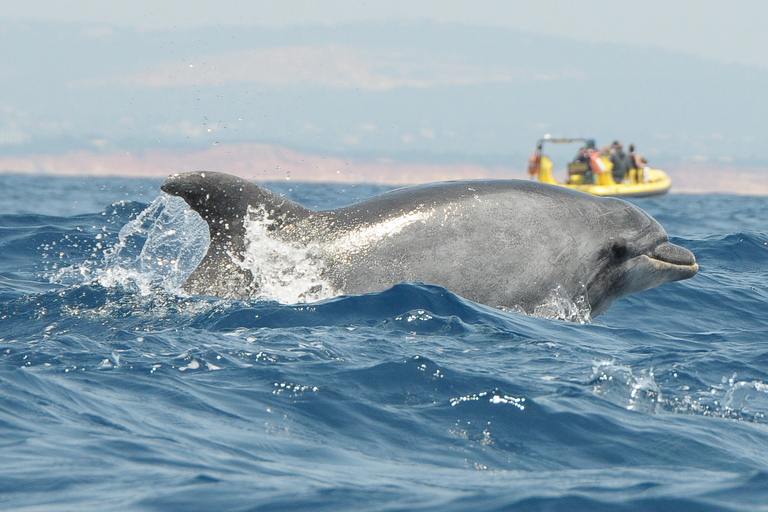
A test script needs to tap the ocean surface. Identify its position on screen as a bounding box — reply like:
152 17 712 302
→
2 173 768 511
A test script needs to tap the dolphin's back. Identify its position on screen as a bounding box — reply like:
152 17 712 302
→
314 180 603 308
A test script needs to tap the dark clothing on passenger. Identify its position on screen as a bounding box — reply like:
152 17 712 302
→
570 150 593 184
610 148 631 183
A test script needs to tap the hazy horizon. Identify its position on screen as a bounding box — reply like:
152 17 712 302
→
1 3 766 192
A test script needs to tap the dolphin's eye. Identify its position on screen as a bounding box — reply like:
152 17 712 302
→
611 242 629 261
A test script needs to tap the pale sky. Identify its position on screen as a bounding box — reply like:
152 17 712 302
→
2 0 767 69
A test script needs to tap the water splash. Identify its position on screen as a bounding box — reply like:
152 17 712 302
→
590 361 662 413
48 195 209 296
239 206 337 303
99 194 209 294
507 284 593 323
590 362 768 423
450 389 526 411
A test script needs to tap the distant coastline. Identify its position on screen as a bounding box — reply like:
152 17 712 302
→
1 142 767 195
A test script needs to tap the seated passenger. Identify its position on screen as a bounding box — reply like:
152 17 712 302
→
609 141 631 184
568 147 592 184
636 157 649 183
627 144 647 183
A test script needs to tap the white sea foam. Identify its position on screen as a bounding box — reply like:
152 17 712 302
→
236 207 432 303
532 285 592 324
239 206 336 303
499 284 592 323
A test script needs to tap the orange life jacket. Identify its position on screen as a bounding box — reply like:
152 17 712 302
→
589 151 606 175
528 153 540 175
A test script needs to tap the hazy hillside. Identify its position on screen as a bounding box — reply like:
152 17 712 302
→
1 19 766 166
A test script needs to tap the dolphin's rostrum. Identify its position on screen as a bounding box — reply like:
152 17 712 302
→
161 171 698 317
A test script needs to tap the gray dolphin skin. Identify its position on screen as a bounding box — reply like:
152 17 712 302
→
161 171 698 317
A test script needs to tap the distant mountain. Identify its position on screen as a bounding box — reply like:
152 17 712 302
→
1 19 766 166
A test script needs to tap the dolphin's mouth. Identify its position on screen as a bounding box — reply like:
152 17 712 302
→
590 241 698 317
646 241 699 279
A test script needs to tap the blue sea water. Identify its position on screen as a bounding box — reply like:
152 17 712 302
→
2 173 768 511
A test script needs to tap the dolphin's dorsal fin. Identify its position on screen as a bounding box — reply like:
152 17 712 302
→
161 171 312 298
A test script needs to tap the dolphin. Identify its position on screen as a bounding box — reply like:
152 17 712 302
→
161 171 698 317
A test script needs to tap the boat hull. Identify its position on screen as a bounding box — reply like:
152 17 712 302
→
536 156 671 198
559 168 671 198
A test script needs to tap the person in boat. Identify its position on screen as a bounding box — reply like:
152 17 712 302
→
627 144 648 183
569 139 596 184
636 156 649 183
628 144 637 183
609 141 631 184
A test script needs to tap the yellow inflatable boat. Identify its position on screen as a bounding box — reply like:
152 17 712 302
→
528 137 671 198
